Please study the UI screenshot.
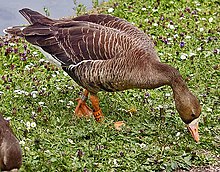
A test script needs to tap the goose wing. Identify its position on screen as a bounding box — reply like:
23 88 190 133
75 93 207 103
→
21 20 142 66
72 14 159 60
5 9 158 68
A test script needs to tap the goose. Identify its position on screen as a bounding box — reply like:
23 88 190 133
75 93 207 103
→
0 114 22 171
4 8 201 142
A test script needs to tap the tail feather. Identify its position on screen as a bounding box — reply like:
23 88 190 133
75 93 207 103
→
19 8 54 25
4 8 55 37
3 26 26 36
22 23 55 36
3 8 72 68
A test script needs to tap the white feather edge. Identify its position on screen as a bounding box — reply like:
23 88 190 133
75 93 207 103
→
68 59 102 70
3 26 26 34
33 45 62 67
188 117 199 127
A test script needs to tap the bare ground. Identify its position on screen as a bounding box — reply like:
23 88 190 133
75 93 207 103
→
176 165 220 172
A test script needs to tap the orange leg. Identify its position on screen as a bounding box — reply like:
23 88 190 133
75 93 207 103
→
74 90 93 117
90 94 104 122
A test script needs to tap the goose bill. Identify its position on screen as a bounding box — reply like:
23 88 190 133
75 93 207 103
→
187 118 199 142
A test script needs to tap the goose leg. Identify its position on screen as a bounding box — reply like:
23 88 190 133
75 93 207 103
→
90 94 104 122
74 90 93 117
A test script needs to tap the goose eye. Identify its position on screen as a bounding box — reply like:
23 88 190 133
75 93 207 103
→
191 113 196 117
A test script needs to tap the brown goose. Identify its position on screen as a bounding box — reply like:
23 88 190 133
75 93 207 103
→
5 8 201 142
0 114 22 171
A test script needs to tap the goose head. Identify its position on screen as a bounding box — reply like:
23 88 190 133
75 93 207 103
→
173 84 201 142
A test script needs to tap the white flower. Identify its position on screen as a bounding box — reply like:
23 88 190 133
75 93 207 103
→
63 71 68 76
68 101 74 106
152 8 158 12
153 23 158 27
165 146 170 150
208 17 213 23
199 28 204 32
19 90 28 95
32 93 37 98
56 86 61 90
25 147 30 151
31 91 38 98
9 43 15 46
108 8 114 13
180 53 188 60
113 159 119 167
19 140 26 146
197 47 202 51
38 102 45 106
0 91 3 95
144 18 149 22
4 117 11 121
24 65 31 71
158 105 163 109
59 100 65 103
206 107 212 112
152 35 156 39
185 35 191 39
167 37 172 41
33 51 39 56
26 121 31 129
30 122 36 128
173 34 178 38
139 143 147 149
14 90 22 94
42 87 47 91
168 24 175 30
176 132 181 137
201 18 206 21
39 59 45 63
67 138 74 144
52 74 56 77
189 52 196 57
165 93 171 97
44 150 51 154
141 7 147 11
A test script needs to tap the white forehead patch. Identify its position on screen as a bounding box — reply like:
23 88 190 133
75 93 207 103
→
188 117 200 127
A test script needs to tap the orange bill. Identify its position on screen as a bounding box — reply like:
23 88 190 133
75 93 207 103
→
187 118 199 142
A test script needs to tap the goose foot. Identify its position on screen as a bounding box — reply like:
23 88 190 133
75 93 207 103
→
90 94 104 122
93 109 104 122
74 90 93 117
74 98 93 117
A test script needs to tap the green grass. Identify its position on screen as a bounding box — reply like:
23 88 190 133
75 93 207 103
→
0 0 219 171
